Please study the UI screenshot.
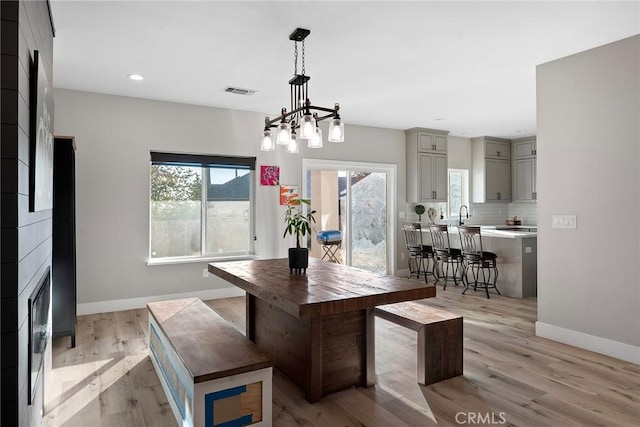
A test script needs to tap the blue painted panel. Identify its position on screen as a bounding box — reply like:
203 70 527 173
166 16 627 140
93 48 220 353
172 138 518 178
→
204 385 254 427
149 322 194 422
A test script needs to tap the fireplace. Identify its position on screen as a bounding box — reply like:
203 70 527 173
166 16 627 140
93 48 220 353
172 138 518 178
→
28 268 51 405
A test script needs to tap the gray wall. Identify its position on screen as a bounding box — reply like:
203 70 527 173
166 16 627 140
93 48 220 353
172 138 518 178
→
536 35 640 360
53 89 407 306
1 1 55 425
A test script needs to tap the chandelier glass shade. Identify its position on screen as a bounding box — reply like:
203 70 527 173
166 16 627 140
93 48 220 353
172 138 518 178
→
308 126 323 148
276 121 292 145
260 28 344 152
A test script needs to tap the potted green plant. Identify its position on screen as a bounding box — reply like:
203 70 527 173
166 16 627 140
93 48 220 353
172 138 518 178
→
283 198 316 273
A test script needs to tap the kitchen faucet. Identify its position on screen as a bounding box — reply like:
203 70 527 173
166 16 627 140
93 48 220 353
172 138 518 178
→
459 205 469 226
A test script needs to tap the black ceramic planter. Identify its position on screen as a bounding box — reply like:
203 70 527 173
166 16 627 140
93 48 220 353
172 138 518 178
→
288 248 309 274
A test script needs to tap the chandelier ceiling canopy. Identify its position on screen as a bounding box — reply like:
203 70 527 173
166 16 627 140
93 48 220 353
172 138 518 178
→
260 28 344 153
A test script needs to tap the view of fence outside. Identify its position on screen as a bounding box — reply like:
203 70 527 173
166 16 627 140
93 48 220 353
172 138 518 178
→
150 201 250 258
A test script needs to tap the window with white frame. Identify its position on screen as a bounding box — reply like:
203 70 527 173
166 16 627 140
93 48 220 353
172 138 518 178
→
149 152 255 261
448 169 469 219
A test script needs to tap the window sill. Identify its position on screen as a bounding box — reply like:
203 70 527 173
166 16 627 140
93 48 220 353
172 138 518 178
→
146 254 260 266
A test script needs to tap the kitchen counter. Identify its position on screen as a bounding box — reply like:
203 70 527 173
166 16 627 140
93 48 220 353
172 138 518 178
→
480 225 537 238
421 225 537 298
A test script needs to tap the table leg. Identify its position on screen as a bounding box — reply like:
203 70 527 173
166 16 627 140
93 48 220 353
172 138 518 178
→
308 317 323 403
365 308 376 387
248 298 371 402
246 294 255 341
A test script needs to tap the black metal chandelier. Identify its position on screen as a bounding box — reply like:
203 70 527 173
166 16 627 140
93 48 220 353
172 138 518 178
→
260 28 344 153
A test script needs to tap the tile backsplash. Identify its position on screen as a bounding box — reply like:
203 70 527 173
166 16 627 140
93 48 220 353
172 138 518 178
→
506 203 538 225
468 202 537 226
405 202 537 226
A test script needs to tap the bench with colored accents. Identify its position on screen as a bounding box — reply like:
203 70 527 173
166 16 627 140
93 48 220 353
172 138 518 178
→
375 301 463 385
147 298 273 426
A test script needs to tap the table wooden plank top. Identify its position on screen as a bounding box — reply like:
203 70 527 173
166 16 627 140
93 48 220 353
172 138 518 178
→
208 258 436 318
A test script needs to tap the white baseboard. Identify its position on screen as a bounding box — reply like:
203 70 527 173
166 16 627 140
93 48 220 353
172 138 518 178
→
535 321 640 365
77 287 246 315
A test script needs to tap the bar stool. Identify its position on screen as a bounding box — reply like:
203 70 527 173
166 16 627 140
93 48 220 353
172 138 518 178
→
458 225 500 298
428 224 463 290
402 222 434 283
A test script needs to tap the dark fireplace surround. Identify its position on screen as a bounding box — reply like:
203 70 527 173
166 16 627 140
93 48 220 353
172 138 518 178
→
28 268 51 405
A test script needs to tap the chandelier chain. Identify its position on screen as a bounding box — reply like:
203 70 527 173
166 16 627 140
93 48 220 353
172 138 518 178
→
293 42 298 76
301 40 305 76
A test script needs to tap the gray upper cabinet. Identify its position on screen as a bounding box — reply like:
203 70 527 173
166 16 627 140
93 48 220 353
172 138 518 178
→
485 140 511 159
512 137 537 159
406 127 449 202
513 158 537 202
512 137 537 201
471 136 512 203
486 158 511 201
417 132 448 153
417 153 448 201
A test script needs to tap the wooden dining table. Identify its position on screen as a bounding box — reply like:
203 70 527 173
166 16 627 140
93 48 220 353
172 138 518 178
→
208 257 436 403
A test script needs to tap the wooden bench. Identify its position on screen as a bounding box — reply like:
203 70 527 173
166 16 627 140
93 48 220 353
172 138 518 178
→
375 301 463 385
147 298 273 427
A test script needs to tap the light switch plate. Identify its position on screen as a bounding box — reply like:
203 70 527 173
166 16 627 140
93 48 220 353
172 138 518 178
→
552 214 577 229
399 211 405 219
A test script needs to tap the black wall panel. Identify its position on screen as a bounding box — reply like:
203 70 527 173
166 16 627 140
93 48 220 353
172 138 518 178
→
1 1 54 425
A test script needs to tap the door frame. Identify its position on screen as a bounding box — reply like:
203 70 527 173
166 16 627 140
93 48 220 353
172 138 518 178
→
302 158 397 274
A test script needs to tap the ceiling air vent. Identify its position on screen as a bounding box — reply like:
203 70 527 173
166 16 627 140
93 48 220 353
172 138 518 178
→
224 86 257 96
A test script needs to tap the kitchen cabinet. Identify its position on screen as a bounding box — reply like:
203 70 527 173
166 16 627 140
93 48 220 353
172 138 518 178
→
471 136 511 203
418 132 447 153
406 127 449 202
512 137 537 202
513 158 537 202
485 140 511 159
512 137 536 159
406 127 448 154
417 152 448 201
485 159 511 201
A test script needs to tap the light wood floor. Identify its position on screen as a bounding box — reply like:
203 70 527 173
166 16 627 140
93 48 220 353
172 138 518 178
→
42 285 640 426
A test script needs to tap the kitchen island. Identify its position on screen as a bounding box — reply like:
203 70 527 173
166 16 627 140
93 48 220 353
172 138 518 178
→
422 225 537 298
208 258 436 402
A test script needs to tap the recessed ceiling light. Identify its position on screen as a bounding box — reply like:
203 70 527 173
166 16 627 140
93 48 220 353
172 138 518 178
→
516 129 528 133
128 74 144 81
435 117 447 121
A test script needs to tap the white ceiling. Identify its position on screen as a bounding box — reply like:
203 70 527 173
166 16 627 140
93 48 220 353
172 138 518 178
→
50 1 639 139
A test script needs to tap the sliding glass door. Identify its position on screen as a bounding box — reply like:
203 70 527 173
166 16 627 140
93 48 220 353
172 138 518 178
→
348 171 387 272
303 159 395 274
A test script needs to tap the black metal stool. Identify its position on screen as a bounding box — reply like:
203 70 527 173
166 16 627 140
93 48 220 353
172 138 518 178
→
428 224 463 289
402 222 434 283
458 226 500 298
